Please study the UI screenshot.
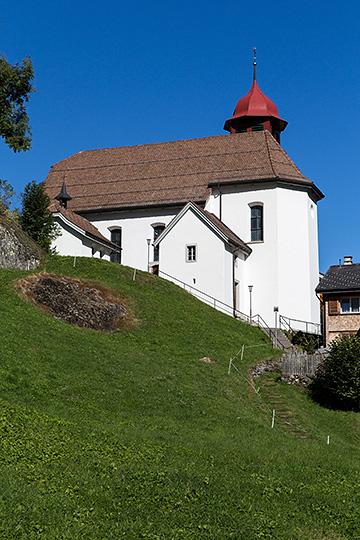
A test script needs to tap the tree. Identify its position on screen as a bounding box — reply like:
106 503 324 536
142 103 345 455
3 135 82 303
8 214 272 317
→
0 178 16 214
310 335 360 411
0 55 35 152
20 181 58 252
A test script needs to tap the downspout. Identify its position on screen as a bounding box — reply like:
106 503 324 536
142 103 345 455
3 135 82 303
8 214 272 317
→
217 183 222 221
316 292 324 346
232 248 237 318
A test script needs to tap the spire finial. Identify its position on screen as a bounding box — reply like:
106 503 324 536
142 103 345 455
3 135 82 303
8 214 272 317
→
252 47 257 81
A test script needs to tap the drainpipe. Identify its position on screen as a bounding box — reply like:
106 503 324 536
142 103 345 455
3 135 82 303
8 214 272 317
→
217 183 222 221
232 251 236 317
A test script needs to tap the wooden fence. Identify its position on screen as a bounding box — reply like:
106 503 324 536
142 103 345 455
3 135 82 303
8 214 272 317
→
282 351 326 378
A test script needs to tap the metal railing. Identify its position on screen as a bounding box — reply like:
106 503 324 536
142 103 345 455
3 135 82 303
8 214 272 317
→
158 270 249 322
251 313 277 345
279 314 321 335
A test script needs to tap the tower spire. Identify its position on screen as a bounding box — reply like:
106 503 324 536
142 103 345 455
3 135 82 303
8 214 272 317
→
223 52 288 143
253 47 257 81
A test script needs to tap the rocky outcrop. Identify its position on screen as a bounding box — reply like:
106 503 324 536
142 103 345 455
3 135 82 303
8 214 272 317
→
19 273 127 331
0 214 44 270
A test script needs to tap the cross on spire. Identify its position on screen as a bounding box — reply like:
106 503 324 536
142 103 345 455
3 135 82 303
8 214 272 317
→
253 47 257 81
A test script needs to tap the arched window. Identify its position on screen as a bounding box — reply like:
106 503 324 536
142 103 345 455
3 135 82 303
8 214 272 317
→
110 228 122 263
152 224 165 262
250 205 263 242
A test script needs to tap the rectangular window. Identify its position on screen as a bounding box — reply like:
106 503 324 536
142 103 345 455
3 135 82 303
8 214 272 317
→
341 298 360 313
251 205 263 241
186 245 197 262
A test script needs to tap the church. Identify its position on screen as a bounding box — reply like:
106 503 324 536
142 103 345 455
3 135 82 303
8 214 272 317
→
45 57 324 330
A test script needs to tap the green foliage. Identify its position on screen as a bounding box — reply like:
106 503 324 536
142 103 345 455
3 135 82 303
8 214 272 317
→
0 177 15 215
284 330 322 354
0 257 359 539
310 334 360 411
0 55 35 152
20 180 58 251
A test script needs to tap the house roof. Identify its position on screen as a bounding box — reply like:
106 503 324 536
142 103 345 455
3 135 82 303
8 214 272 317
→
45 131 323 214
49 202 119 251
316 264 360 294
154 201 252 256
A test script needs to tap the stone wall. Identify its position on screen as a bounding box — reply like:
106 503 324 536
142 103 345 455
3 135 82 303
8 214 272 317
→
0 215 44 270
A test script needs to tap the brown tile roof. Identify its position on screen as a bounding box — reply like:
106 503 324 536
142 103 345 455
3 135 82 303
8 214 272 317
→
49 203 119 250
154 201 252 256
45 131 323 214
192 203 252 255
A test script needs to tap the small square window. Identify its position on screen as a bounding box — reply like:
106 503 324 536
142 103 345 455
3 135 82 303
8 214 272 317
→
186 245 197 262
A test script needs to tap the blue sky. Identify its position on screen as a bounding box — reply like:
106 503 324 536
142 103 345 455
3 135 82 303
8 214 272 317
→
1 1 359 273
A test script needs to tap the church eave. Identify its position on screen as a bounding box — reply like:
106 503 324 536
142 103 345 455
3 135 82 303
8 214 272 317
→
76 199 208 216
208 177 324 201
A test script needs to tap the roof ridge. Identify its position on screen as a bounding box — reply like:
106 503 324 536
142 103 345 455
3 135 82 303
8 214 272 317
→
264 131 278 178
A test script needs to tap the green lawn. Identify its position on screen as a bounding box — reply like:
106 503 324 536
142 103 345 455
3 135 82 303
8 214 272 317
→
0 256 359 539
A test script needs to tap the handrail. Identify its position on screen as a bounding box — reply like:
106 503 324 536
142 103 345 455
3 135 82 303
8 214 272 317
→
279 314 321 335
158 270 250 322
251 313 277 344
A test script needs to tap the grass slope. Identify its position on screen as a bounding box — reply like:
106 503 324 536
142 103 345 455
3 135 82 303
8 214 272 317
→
0 256 359 539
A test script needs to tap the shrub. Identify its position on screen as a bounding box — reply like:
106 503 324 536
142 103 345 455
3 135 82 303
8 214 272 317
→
310 334 360 411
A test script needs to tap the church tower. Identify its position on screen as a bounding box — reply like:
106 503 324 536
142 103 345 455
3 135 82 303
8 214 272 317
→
224 49 287 144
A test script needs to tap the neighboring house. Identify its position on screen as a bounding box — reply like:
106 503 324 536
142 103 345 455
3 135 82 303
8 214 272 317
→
316 257 360 346
45 62 323 329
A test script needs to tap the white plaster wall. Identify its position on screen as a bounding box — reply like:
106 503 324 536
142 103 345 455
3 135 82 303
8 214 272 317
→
206 184 279 325
206 183 320 327
276 188 320 326
88 208 177 271
52 220 111 260
158 208 238 308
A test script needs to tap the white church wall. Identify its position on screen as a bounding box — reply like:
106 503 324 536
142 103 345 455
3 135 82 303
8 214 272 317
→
276 188 320 327
206 183 320 328
158 209 236 308
53 219 111 260
89 208 177 271
206 184 279 326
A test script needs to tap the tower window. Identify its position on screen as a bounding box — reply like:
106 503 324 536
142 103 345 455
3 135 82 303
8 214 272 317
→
110 228 122 263
251 205 263 241
251 123 265 132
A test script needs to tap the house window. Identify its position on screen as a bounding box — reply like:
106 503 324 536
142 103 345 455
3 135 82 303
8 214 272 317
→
186 245 197 262
250 205 263 241
341 298 360 314
153 225 165 262
110 228 122 263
